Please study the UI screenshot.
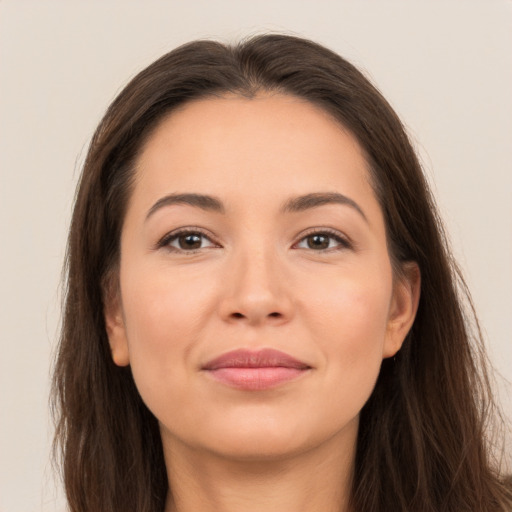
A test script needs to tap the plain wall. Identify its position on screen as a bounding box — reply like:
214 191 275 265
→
0 1 511 510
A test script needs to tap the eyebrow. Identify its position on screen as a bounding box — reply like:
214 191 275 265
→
146 191 367 223
146 193 225 221
281 192 368 222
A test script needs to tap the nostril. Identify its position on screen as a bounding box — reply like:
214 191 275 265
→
230 311 282 319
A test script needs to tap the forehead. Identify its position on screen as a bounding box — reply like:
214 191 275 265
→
134 93 373 197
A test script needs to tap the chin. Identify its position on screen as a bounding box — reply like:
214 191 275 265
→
205 431 311 462
193 413 356 462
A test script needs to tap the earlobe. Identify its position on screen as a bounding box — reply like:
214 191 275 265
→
383 262 421 359
103 286 130 367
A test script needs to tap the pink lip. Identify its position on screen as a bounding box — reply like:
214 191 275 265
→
202 349 311 391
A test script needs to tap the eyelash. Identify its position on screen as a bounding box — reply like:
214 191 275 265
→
156 227 352 254
156 227 219 254
294 228 352 252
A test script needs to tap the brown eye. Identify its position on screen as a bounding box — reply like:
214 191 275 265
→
178 233 203 250
162 230 217 252
295 231 350 251
307 234 330 249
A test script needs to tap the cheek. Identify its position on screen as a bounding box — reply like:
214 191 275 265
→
119 263 218 408
299 265 393 399
302 263 392 344
122 261 217 344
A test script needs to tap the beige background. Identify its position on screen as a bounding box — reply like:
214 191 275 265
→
1 1 511 510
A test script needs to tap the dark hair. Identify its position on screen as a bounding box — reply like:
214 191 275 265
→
52 34 511 511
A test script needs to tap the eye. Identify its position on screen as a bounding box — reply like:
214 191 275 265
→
159 229 218 253
295 230 351 251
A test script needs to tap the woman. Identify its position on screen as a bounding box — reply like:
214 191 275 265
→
52 34 511 511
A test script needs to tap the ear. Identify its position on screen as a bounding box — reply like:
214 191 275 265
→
383 261 421 359
103 279 130 367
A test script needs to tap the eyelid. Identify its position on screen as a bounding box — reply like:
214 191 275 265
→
293 227 353 251
156 226 221 252
155 226 353 253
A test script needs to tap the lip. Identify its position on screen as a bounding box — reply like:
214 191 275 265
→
201 348 311 391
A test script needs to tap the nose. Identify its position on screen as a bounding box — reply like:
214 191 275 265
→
218 246 294 326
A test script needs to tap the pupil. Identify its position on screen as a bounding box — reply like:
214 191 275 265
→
308 234 329 249
179 234 202 249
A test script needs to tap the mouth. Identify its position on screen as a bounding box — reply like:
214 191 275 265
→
201 348 312 391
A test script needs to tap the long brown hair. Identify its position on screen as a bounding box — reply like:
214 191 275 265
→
52 34 511 511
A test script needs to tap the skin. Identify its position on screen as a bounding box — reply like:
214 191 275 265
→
105 94 420 512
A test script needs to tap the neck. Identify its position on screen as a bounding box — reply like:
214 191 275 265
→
163 424 357 512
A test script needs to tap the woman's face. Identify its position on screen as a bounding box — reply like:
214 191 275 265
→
106 94 419 461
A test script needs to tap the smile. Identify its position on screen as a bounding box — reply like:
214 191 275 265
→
201 348 312 391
